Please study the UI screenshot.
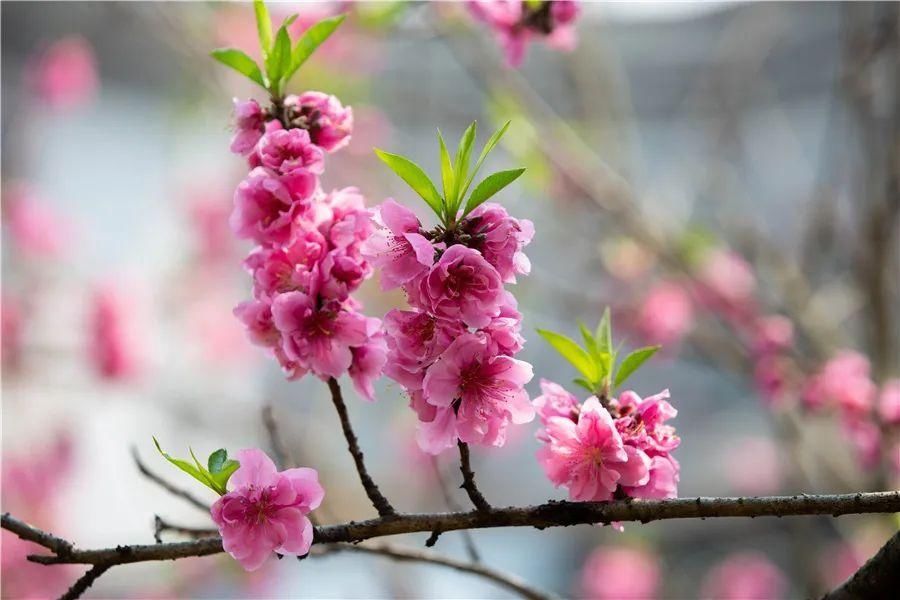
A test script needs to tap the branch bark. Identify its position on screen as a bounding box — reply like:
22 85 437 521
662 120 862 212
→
59 565 110 600
457 441 491 512
326 377 396 516
823 530 900 599
7 491 900 568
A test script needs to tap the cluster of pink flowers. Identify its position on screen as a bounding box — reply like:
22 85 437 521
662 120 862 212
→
211 449 324 571
467 0 580 67
534 380 679 501
229 93 386 399
365 199 535 453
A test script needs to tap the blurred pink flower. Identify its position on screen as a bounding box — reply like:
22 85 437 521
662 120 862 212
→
3 183 73 259
753 355 793 408
636 281 694 345
752 315 794 355
699 552 787 599
211 449 324 571
187 189 238 269
1 294 25 370
88 284 142 381
878 379 900 425
579 546 661 600
533 378 580 432
28 36 98 110
801 350 877 416
722 436 783 495
537 396 650 501
841 417 882 470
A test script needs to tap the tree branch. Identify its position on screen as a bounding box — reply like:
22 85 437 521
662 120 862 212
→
131 447 210 513
8 491 900 568
823 529 900 600
313 543 555 600
262 404 291 469
326 377 396 517
457 441 491 512
59 565 109 600
432 456 481 562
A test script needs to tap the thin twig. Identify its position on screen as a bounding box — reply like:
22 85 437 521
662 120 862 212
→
131 447 210 513
262 404 291 469
10 491 899 567
313 543 555 600
457 441 491 511
154 515 216 542
59 565 110 600
326 377 396 517
432 456 481 561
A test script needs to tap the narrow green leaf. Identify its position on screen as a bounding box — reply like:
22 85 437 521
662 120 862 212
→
190 447 222 493
374 149 444 218
579 321 600 360
596 307 612 354
208 460 240 491
437 130 455 217
597 351 613 380
573 378 595 393
283 13 298 28
537 329 599 381
460 120 511 201
286 14 346 83
254 0 273 58
463 168 526 216
452 122 478 215
614 346 661 389
266 25 291 94
210 48 266 87
153 438 215 491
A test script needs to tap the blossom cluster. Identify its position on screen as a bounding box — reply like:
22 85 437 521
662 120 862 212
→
467 0 580 67
229 93 386 399
534 380 679 501
365 199 535 453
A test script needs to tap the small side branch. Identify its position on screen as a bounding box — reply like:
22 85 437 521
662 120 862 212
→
262 404 291 469
327 377 396 517
823 530 900 600
59 565 110 600
131 447 210 513
432 456 481 561
314 543 556 600
457 441 491 511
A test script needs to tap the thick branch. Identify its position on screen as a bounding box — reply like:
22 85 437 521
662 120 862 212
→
327 377 395 516
457 441 491 511
131 447 210 513
313 543 555 600
823 530 900 600
8 491 899 567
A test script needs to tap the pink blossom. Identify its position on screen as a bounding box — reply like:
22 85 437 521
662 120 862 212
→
271 291 370 379
537 396 650 501
579 546 661 600
802 351 877 415
318 187 374 251
533 379 580 428
752 315 794 355
3 183 73 259
422 332 534 450
230 167 307 247
363 199 434 291
88 284 142 381
462 203 534 283
287 91 353 153
754 355 793 407
841 418 882 470
878 379 900 425
384 309 463 390
256 128 324 197
636 281 694 345
243 228 328 301
482 292 525 355
624 453 679 500
211 449 324 571
699 552 787 600
696 249 757 323
349 323 388 401
233 299 280 349
1 295 24 371
188 191 238 268
613 390 680 454
231 99 266 155
420 245 505 328
28 36 97 110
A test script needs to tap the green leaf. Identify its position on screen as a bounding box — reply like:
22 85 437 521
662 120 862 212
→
207 449 240 492
374 149 444 218
537 329 599 381
254 0 273 58
266 25 292 94
210 48 266 87
283 13 298 28
153 437 216 492
463 168 526 216
286 15 346 83
596 307 612 354
451 122 477 216
460 120 511 202
573 378 595 393
437 130 455 218
207 448 228 473
614 346 661 388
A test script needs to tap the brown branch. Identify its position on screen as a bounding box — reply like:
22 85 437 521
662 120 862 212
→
262 404 291 469
7 491 900 568
313 543 555 600
823 530 900 599
59 565 110 600
432 456 481 562
131 447 210 513
154 516 216 542
326 377 396 517
457 441 491 512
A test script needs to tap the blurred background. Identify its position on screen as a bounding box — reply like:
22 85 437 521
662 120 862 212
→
2 1 898 598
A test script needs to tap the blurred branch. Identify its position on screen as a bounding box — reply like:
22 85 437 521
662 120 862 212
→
131 447 211 513
327 377 396 517
59 565 109 600
262 404 292 469
457 441 491 512
313 543 554 600
824 530 900 599
432 456 481 562
154 516 215 543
